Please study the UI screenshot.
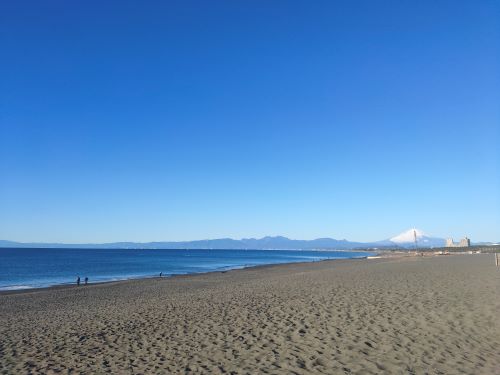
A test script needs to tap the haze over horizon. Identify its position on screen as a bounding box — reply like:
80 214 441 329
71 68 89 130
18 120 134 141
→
0 228 496 247
1 1 499 243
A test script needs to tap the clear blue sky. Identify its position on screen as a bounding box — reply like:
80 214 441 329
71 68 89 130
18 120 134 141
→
1 1 499 243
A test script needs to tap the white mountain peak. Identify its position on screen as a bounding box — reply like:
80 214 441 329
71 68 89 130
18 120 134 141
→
390 228 426 243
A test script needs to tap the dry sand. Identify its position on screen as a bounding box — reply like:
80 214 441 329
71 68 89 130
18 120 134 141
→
1 254 499 374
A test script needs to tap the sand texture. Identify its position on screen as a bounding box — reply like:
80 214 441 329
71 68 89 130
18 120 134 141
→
1 254 499 374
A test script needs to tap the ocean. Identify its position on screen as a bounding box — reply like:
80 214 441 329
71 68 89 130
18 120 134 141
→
0 248 373 291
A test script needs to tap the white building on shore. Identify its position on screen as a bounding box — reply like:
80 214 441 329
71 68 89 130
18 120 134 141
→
445 237 471 248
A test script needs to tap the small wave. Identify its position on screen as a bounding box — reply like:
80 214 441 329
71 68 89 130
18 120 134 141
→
0 285 33 291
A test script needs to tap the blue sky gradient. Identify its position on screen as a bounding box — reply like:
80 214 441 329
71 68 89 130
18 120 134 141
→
1 1 499 242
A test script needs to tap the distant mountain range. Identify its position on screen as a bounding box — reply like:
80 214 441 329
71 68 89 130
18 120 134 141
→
1 229 480 250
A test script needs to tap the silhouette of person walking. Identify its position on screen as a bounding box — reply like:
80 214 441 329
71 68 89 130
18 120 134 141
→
84 277 88 285
160 272 162 278
77 276 80 286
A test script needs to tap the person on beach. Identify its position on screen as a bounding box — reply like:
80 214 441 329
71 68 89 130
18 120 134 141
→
159 272 162 277
77 276 80 286
84 277 88 285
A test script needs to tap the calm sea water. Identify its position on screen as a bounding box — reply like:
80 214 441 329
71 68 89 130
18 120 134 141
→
0 248 373 290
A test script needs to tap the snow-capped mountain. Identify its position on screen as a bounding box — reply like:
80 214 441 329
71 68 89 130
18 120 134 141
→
388 228 445 248
390 228 426 243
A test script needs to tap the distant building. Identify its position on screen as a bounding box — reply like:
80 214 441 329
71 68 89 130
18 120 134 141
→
445 237 471 248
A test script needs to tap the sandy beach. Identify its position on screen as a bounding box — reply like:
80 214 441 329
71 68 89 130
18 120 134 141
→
1 254 499 374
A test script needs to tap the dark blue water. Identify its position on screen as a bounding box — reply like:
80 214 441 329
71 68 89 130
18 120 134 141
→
0 248 373 290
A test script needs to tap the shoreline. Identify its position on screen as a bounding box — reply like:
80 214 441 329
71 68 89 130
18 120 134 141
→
5 246 494 294
0 254 374 296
